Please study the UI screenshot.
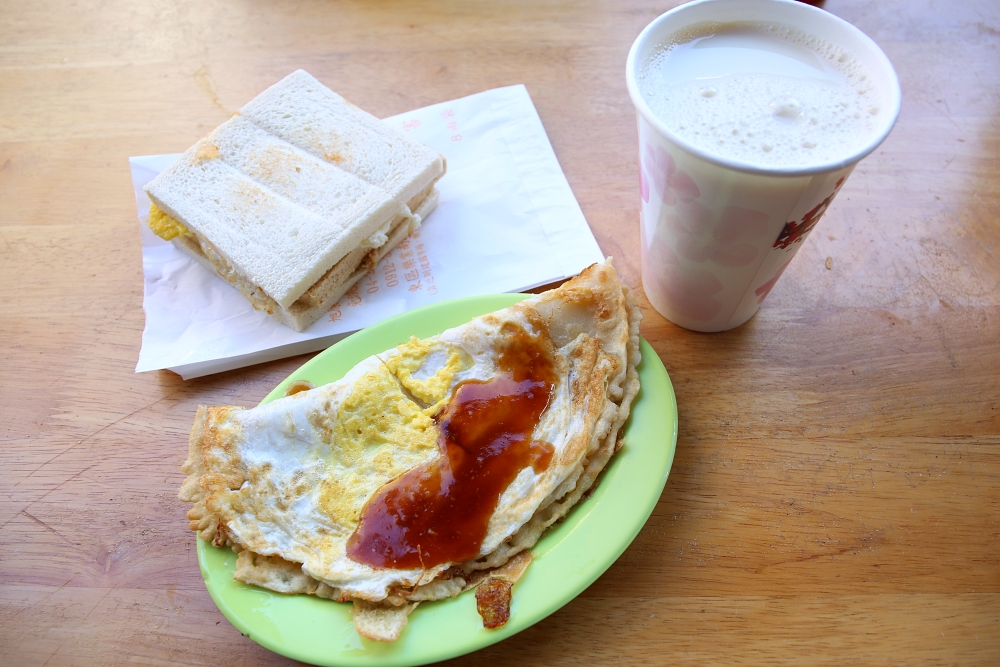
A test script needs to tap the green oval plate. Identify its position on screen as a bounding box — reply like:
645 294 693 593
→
197 293 678 666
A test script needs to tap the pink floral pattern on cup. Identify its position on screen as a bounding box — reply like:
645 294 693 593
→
643 144 700 205
664 201 770 268
643 141 769 270
754 258 793 304
643 224 724 322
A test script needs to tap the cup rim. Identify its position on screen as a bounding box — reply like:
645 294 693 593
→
625 0 902 177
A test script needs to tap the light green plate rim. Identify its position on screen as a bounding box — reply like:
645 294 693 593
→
197 293 678 666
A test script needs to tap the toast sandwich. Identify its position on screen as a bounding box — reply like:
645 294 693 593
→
144 70 446 331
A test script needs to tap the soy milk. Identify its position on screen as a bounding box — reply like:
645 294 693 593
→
637 21 882 168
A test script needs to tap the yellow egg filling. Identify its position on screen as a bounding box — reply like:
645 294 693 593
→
385 337 472 411
148 203 194 241
314 365 438 532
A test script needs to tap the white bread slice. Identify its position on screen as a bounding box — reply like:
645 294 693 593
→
171 186 438 332
240 70 443 207
144 70 445 325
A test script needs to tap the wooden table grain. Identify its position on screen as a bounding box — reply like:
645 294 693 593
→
2 0 998 665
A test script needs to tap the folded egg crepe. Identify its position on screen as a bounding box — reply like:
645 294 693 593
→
179 261 642 641
144 69 445 332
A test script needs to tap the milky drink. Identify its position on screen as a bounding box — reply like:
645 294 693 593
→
637 21 883 169
626 0 900 332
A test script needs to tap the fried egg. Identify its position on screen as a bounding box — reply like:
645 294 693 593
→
180 260 642 640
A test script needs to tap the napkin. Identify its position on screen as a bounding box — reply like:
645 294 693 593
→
130 85 603 379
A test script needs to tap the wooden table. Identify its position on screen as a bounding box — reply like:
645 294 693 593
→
2 0 998 664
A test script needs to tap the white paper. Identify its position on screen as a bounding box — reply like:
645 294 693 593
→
131 85 603 379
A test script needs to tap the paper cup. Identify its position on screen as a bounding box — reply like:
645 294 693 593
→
626 0 900 332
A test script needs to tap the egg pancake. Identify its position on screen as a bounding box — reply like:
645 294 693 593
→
179 260 641 641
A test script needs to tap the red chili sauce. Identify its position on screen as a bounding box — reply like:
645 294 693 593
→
347 323 557 570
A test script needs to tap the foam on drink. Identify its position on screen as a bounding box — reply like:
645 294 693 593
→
637 21 882 169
